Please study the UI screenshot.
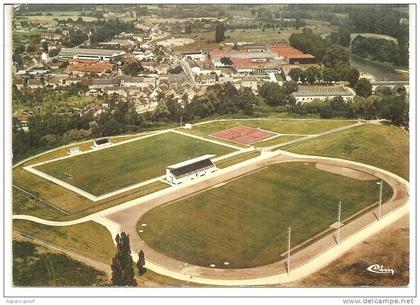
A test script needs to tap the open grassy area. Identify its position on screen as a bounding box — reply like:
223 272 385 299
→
13 220 116 265
255 135 306 148
285 124 409 180
192 119 356 136
13 240 107 287
139 162 392 269
35 132 234 196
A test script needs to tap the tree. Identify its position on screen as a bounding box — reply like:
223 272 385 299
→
111 232 136 287
258 82 288 106
283 80 299 95
377 95 408 125
347 68 360 87
215 22 225 42
168 65 183 74
14 45 26 55
48 48 60 57
288 68 303 82
136 250 146 276
238 87 257 115
304 66 321 84
354 78 372 97
41 40 49 52
220 57 233 66
322 67 338 83
122 60 143 76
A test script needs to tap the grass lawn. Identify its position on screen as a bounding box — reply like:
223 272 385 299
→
215 151 260 169
13 220 116 265
285 124 409 180
35 132 234 196
192 119 356 136
14 166 95 213
13 241 107 287
139 162 392 269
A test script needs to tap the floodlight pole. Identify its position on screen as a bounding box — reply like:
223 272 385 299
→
377 180 383 220
180 116 183 127
287 226 291 274
337 201 342 245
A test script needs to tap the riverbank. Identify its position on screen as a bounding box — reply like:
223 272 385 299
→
350 55 409 82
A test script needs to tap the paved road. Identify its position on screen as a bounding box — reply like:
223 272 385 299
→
179 59 197 88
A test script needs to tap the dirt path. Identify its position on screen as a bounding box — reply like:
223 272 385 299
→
315 163 377 180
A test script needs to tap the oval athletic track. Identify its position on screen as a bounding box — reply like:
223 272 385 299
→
13 150 409 286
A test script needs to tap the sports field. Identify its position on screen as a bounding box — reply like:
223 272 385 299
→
34 132 234 196
138 162 392 269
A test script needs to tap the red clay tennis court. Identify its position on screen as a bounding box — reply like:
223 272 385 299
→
211 126 277 145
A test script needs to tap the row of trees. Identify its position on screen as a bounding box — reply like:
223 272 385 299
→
288 66 360 86
291 92 408 126
215 22 226 43
153 83 259 123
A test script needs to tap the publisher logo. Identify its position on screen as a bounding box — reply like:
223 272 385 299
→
367 264 394 275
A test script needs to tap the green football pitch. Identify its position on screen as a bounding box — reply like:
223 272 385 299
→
138 162 393 269
35 132 235 196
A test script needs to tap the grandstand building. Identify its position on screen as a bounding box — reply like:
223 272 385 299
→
93 137 112 148
166 154 217 185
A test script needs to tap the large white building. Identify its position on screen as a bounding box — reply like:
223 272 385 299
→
166 154 217 185
292 85 355 103
59 48 126 61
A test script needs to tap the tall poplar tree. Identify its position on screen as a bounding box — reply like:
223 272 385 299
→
111 232 136 286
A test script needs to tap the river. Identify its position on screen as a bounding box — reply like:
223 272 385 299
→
350 56 409 82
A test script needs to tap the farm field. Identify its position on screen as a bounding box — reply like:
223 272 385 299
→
191 119 356 137
174 21 332 52
285 124 409 180
139 162 392 269
20 14 97 25
34 132 235 196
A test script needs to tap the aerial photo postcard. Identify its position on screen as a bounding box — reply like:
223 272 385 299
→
3 2 416 304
